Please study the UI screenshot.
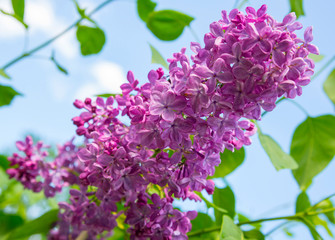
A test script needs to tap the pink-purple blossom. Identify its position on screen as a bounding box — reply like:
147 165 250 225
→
7 4 318 239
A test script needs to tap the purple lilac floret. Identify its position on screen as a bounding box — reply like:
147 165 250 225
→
7 4 318 240
7 136 83 197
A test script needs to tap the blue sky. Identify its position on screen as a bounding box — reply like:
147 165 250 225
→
0 0 334 239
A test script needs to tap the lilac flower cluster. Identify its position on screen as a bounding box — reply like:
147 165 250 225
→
7 136 82 197
7 5 318 240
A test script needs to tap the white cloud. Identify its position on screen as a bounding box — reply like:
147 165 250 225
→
75 61 127 100
48 77 71 102
25 0 79 59
25 0 56 34
0 0 79 59
53 29 79 59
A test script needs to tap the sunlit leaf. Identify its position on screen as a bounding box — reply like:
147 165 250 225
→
137 0 157 22
312 215 333 237
308 54 324 63
243 229 264 240
146 10 194 41
291 115 335 190
289 0 305 18
188 212 218 239
149 43 169 69
7 209 58 239
76 25 106 55
0 69 11 80
258 128 298 171
12 0 24 20
213 186 235 225
0 84 21 107
109 227 126 239
323 68 335 106
314 199 335 224
219 215 244 240
209 148 245 179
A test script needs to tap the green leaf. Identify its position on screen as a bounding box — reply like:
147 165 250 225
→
312 215 333 237
299 217 323 240
146 10 194 41
296 192 333 238
296 191 311 213
258 127 298 171
0 9 28 29
308 54 324 63
0 69 11 79
289 0 305 18
196 191 227 214
243 229 264 240
50 54 68 75
323 68 335 106
210 148 245 179
213 186 235 226
96 93 122 98
283 227 294 237
291 115 335 190
219 215 244 240
12 0 24 20
314 199 335 224
188 212 218 239
0 85 21 107
7 209 58 239
0 155 9 170
0 211 24 235
73 0 86 18
76 25 106 55
149 44 169 69
137 0 157 22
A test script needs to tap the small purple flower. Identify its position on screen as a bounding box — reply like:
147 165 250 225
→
150 90 186 121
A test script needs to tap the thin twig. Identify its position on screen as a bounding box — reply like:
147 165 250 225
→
188 208 335 237
1 0 115 70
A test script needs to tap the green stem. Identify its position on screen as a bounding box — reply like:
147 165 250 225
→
237 0 249 9
261 97 286 118
188 208 335 237
287 99 310 116
298 216 323 240
258 201 292 217
197 192 227 213
233 0 239 9
305 207 335 216
1 0 114 70
188 26 201 44
264 221 291 237
188 226 221 237
237 215 296 226
312 193 335 209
